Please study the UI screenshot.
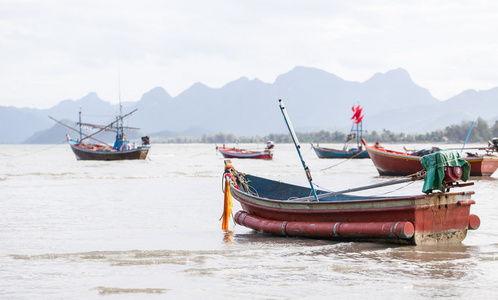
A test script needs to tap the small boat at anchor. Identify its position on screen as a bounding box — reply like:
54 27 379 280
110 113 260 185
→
222 159 479 245
311 105 369 159
217 141 275 160
362 139 498 176
50 106 151 161
66 135 150 161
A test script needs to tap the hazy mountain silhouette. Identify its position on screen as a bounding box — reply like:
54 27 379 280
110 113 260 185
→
1 66 496 144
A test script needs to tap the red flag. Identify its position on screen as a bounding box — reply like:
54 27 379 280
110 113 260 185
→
351 107 362 120
355 115 363 124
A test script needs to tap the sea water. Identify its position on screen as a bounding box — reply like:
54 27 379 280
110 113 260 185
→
1 143 497 299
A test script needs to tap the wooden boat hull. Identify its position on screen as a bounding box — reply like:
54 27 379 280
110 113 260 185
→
69 143 150 161
363 142 498 176
312 144 369 159
228 173 479 245
464 156 498 176
218 148 273 159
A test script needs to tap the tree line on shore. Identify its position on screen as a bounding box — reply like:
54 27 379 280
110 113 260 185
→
155 117 498 144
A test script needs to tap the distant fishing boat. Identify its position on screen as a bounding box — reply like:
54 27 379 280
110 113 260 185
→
50 106 151 161
217 141 275 160
311 105 369 159
362 139 498 176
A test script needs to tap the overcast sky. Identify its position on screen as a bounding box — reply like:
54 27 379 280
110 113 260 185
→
1 1 498 108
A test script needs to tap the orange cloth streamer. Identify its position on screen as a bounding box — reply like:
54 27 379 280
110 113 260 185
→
222 179 233 231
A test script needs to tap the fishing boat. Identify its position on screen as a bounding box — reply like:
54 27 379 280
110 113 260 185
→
222 159 479 245
217 141 274 160
220 100 480 245
311 105 369 159
51 106 151 161
66 136 150 161
362 139 498 176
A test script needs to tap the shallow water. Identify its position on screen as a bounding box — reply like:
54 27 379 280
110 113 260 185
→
1 143 497 299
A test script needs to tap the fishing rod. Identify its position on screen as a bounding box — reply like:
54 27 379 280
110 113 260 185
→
279 99 319 202
319 149 368 171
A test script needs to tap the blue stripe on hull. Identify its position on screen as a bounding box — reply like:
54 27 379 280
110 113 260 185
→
313 147 370 159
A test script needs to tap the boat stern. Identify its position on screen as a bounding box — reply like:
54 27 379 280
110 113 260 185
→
411 192 480 245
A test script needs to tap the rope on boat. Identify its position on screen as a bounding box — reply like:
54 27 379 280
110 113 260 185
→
192 147 218 157
294 170 427 202
78 112 117 118
319 150 367 171
313 178 420 198
373 180 418 196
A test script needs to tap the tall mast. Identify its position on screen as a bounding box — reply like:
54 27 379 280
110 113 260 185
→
117 65 123 139
78 107 82 141
357 119 360 148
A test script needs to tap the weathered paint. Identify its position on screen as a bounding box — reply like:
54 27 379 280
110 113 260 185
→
235 211 414 240
228 171 479 245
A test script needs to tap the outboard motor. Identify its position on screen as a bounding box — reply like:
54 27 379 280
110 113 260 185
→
443 166 463 183
492 138 498 152
420 149 471 193
141 136 150 145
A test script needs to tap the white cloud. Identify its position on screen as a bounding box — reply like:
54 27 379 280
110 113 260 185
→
1 0 498 108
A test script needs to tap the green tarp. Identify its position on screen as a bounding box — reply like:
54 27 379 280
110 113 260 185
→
419 150 470 194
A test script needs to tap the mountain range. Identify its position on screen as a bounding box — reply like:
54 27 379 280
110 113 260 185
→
1 66 497 144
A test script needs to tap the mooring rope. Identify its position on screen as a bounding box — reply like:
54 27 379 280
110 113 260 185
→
319 150 367 171
0 139 68 160
311 179 409 199
373 180 418 196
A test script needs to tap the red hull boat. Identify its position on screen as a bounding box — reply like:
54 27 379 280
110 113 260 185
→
362 139 498 176
217 142 274 160
222 160 479 245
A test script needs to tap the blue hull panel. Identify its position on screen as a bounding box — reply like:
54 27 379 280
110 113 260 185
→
312 146 369 159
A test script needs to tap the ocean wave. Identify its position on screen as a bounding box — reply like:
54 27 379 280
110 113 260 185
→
9 249 237 265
